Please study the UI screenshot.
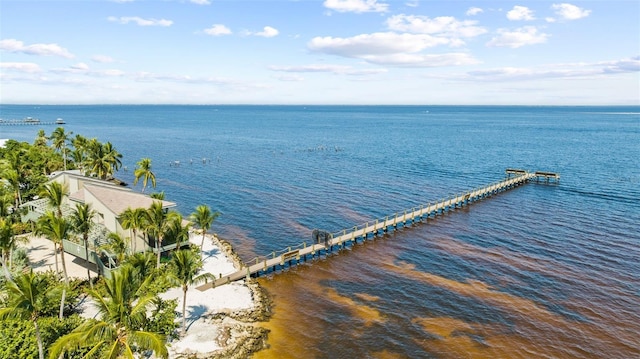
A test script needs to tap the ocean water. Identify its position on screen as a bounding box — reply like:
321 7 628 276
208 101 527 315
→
1 105 639 358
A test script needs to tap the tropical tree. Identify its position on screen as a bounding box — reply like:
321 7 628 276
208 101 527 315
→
0 270 51 359
50 127 73 171
35 211 71 319
165 213 189 252
149 191 165 200
33 129 48 147
84 139 122 180
145 201 174 269
103 232 128 265
190 205 220 252
39 181 68 218
84 139 110 180
0 217 17 280
133 158 156 193
0 150 24 208
123 252 157 292
0 189 13 218
120 207 147 254
168 248 213 335
48 265 169 359
102 141 123 174
39 181 68 276
71 134 89 174
69 203 96 284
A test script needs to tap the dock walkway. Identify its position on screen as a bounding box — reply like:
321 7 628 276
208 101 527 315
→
198 169 557 290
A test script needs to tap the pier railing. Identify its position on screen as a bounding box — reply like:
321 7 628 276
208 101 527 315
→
198 169 557 290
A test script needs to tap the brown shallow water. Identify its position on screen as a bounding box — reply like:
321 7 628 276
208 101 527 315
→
251 192 640 359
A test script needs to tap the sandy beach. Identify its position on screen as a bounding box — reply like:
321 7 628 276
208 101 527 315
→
24 232 266 358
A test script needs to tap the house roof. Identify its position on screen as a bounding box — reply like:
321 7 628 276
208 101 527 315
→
71 184 176 217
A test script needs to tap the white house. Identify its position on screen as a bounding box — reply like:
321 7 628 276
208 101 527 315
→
21 171 178 275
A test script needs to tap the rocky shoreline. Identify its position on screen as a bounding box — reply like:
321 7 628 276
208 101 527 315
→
169 235 272 358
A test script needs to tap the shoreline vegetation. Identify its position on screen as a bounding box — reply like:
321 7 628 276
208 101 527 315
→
18 232 273 359
0 129 272 358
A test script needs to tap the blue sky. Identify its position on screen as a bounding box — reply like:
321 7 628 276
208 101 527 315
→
1 0 638 105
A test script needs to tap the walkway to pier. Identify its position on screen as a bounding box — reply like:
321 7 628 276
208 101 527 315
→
198 169 558 290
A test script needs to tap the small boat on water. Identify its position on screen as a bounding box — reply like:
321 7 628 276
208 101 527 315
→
24 117 40 123
56 118 66 124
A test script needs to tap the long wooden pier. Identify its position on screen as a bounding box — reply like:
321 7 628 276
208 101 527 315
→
198 169 557 290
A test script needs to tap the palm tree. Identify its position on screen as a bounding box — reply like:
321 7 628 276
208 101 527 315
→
0 270 50 359
33 129 48 147
84 139 121 180
40 181 68 218
103 141 123 174
145 201 173 269
133 158 156 193
85 139 110 179
103 232 128 265
0 151 24 208
50 127 73 171
165 213 189 251
123 251 157 290
169 248 213 335
120 207 147 253
70 203 96 284
35 211 71 319
71 134 89 174
0 217 17 280
0 190 13 217
190 205 220 252
49 265 169 359
39 181 68 275
149 191 165 200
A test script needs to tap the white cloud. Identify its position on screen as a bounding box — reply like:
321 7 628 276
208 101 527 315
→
0 39 74 58
269 64 387 75
463 57 640 81
275 74 305 82
466 7 483 16
598 56 640 73
71 62 90 70
507 6 535 21
361 52 479 67
50 63 126 77
309 32 450 57
386 15 487 39
551 3 591 20
91 55 115 63
107 16 173 27
405 1 419 8
0 62 42 73
323 0 388 13
204 24 232 36
98 69 126 77
190 0 211 4
256 26 279 38
487 26 548 48
308 32 479 67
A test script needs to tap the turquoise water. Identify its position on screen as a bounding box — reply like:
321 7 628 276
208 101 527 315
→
1 105 639 358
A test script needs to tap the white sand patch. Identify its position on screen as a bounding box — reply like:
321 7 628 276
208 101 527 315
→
25 232 256 357
163 233 255 357
170 318 223 353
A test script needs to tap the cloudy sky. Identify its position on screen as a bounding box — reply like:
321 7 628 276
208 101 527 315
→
1 0 638 105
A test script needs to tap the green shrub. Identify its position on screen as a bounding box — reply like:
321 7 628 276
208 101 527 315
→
0 316 90 359
146 296 179 339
